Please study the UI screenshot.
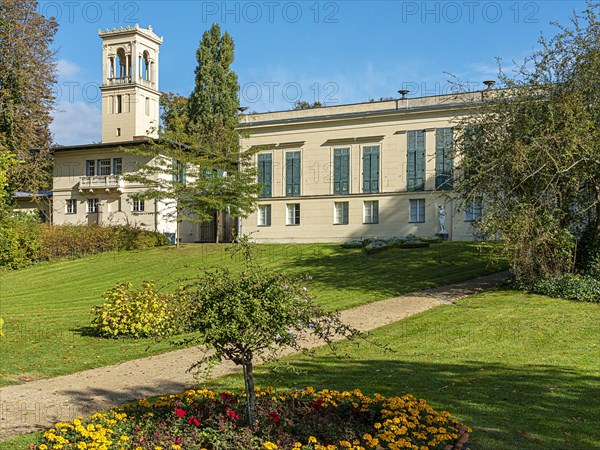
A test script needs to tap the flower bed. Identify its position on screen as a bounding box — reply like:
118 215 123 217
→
30 387 470 450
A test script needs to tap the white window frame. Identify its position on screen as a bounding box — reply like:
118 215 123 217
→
258 204 271 226
363 201 379 224
465 197 483 222
98 159 111 176
132 199 145 212
65 199 77 214
334 201 349 225
87 198 99 213
409 199 426 223
286 203 300 225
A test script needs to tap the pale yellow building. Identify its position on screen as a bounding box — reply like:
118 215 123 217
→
239 92 485 243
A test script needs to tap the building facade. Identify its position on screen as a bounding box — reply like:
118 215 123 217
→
239 93 484 243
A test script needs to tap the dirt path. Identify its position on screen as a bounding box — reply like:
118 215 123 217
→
0 271 509 441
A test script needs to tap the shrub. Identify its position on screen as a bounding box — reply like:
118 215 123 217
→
39 225 169 261
0 213 43 269
510 274 600 303
91 281 189 338
31 387 471 450
364 240 389 254
576 226 600 277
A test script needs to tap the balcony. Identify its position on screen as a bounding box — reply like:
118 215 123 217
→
105 76 132 86
79 175 124 193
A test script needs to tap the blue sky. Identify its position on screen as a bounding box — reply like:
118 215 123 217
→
46 0 589 145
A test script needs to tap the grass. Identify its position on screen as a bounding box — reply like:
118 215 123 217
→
2 290 598 450
200 291 600 450
0 241 502 386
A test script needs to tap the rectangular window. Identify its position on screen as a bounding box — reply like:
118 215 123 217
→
65 199 77 214
334 202 349 225
116 95 123 114
258 204 271 226
435 128 454 190
333 148 350 194
363 201 379 224
132 199 145 212
86 160 96 177
285 151 301 196
172 159 186 184
145 97 150 116
465 197 483 221
98 159 111 176
362 145 380 193
257 153 272 198
87 198 99 213
113 158 123 175
409 199 426 223
286 203 300 225
407 130 426 191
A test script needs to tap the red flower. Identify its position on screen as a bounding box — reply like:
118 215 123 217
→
188 416 200 427
225 407 239 421
174 408 186 418
268 411 280 423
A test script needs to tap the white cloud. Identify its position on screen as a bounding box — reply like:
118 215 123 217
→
56 59 81 79
51 101 101 146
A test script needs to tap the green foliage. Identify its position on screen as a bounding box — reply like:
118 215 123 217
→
91 281 188 338
0 213 42 269
38 224 168 261
510 274 600 302
181 236 365 424
452 4 600 278
576 226 600 277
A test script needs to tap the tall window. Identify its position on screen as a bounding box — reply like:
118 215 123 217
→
362 145 380 193
173 160 186 184
87 198 99 213
363 201 379 224
407 130 426 191
334 202 349 225
66 199 77 214
86 160 96 176
116 95 123 114
258 205 271 226
113 158 123 175
286 203 300 225
409 199 425 222
257 153 272 197
132 199 145 212
333 148 350 194
465 197 483 221
145 97 150 116
285 151 301 196
98 159 111 176
435 128 454 190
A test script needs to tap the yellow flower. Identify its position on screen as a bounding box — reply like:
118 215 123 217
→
308 436 318 444
263 442 278 450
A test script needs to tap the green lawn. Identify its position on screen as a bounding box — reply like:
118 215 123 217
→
2 290 598 450
0 242 501 386
200 291 600 450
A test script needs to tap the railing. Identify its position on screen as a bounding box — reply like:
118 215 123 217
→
105 76 132 86
79 175 124 190
138 78 155 89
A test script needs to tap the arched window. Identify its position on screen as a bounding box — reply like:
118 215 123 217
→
116 48 127 79
142 51 150 81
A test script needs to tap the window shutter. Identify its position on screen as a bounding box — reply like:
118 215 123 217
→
86 160 94 177
286 152 301 196
407 131 425 191
362 150 371 192
343 203 349 224
436 128 453 190
334 148 349 195
258 154 272 197
372 147 379 193
373 201 379 223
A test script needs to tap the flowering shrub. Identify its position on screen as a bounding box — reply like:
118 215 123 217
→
91 282 190 338
30 387 470 449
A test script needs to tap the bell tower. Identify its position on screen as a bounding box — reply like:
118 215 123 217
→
98 24 163 143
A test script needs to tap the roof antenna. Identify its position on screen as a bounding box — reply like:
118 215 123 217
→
398 89 410 99
483 80 496 90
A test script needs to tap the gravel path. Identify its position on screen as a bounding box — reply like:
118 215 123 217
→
0 271 509 440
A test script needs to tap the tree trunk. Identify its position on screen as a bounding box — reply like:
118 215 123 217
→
242 359 256 427
215 211 220 244
176 207 181 249
595 184 600 231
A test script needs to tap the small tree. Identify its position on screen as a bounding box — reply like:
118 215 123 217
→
181 236 365 426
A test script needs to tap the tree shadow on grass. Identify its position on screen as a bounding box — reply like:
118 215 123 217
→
273 243 504 304
240 358 599 450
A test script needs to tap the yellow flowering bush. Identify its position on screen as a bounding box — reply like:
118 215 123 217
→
30 387 470 449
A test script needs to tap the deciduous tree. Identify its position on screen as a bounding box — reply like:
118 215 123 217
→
453 3 600 278
0 0 57 194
